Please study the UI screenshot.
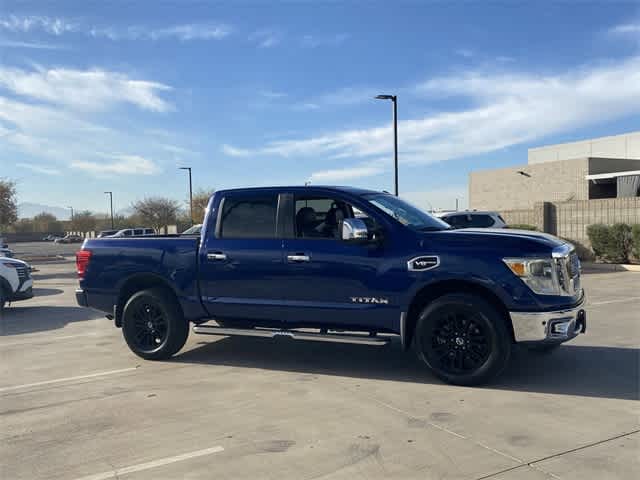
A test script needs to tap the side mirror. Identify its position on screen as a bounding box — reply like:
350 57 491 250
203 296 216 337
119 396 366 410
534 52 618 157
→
341 218 369 242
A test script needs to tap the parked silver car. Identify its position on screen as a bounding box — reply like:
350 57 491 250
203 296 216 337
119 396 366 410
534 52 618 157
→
438 211 507 229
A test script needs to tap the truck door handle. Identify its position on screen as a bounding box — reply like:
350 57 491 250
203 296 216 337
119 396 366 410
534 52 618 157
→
207 252 227 261
287 254 310 263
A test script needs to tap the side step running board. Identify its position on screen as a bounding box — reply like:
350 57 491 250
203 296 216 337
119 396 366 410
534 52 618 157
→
192 325 389 346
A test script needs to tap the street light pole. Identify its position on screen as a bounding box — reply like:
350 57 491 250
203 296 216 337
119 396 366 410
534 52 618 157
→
104 191 114 229
179 167 193 225
375 94 399 196
67 206 74 222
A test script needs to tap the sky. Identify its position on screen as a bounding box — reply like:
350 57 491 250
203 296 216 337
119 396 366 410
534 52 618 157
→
1 1 639 218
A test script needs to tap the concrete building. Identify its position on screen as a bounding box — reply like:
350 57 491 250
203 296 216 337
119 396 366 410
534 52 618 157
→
470 131 640 211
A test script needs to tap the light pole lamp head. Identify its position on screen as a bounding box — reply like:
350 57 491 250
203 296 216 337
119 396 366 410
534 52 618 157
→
375 94 395 100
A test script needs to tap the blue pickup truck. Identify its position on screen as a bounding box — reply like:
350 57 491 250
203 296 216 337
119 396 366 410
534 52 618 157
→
76 186 585 385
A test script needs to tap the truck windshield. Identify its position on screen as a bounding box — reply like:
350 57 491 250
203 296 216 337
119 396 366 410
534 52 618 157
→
363 193 451 231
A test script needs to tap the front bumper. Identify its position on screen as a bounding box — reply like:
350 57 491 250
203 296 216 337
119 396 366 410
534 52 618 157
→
11 286 33 301
510 295 586 343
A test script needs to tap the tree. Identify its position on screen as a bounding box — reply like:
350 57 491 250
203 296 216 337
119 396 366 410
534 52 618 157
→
33 212 62 233
131 197 181 232
72 210 97 233
0 178 18 229
192 189 214 224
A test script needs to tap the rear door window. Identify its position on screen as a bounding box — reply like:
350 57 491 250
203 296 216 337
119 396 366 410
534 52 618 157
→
133 229 143 235
468 214 495 227
219 195 278 239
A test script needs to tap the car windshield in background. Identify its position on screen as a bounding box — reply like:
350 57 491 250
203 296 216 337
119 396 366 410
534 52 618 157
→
363 194 451 231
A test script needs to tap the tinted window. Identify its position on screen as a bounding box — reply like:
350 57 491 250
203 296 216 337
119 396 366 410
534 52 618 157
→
123 230 132 236
220 195 278 238
294 196 353 239
468 214 495 228
133 229 143 235
144 229 155 235
443 214 468 228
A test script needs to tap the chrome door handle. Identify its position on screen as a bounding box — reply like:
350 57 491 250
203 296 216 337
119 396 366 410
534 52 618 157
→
287 254 310 262
207 252 227 261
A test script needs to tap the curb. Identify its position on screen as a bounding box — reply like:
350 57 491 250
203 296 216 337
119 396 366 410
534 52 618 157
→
581 262 640 273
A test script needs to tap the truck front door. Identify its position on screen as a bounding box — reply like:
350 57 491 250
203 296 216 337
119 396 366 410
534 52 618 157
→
280 192 401 332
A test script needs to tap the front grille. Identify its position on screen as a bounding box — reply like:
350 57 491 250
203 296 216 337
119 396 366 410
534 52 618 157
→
15 265 29 280
555 251 580 296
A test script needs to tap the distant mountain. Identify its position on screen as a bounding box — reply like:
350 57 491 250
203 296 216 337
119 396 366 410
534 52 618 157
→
18 203 72 220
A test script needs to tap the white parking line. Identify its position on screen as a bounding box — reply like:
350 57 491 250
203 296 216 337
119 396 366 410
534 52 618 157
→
73 446 225 480
0 332 103 348
0 367 138 393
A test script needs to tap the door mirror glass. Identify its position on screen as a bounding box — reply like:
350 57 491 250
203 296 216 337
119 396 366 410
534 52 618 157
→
341 218 369 242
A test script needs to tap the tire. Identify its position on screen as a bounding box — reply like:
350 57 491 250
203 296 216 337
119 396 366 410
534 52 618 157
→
0 288 5 313
122 287 189 360
525 343 561 354
414 293 511 386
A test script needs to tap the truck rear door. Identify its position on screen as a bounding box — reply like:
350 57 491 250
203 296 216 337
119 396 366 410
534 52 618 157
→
198 191 287 323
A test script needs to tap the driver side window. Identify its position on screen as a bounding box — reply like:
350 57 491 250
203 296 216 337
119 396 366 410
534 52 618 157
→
294 196 352 239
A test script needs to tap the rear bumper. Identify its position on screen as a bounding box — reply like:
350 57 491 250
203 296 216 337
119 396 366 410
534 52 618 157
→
75 288 88 307
510 295 586 343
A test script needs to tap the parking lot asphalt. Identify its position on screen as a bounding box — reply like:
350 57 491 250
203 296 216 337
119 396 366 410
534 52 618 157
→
1 260 638 480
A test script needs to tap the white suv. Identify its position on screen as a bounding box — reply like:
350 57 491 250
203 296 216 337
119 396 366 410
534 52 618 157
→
108 228 156 237
0 257 33 311
439 211 507 229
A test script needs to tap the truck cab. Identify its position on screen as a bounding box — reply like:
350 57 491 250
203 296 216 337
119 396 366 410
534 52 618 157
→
76 186 586 385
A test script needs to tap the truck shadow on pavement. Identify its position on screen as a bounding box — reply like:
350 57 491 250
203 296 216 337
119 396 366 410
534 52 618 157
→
174 337 638 401
1 306 105 335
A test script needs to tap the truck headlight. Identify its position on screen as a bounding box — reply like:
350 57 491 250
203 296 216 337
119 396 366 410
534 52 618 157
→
503 258 560 295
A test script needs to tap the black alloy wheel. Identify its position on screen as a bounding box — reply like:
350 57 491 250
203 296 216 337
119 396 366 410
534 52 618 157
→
122 287 189 360
415 293 511 386
130 302 169 352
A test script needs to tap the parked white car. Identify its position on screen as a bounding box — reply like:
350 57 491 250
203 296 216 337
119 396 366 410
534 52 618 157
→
0 257 33 311
438 211 507 229
108 228 156 237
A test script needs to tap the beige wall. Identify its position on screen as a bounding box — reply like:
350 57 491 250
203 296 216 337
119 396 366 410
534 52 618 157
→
528 131 640 164
469 157 589 210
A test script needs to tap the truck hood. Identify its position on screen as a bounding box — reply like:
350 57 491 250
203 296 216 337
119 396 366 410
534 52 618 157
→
424 228 568 256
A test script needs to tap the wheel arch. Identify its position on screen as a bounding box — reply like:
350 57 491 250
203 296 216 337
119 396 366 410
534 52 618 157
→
115 273 183 327
403 279 514 350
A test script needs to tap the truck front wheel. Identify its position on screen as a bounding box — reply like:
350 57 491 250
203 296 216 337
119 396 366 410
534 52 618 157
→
122 287 189 360
414 293 511 386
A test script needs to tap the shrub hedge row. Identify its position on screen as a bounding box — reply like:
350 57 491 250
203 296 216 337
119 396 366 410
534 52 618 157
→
586 223 639 264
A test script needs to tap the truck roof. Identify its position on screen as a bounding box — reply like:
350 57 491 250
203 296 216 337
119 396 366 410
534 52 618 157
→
215 185 383 196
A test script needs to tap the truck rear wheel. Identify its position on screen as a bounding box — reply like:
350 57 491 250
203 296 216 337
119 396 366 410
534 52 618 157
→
122 287 189 360
414 293 511 386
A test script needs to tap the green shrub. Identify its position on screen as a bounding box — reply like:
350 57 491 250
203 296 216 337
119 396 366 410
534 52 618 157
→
506 224 538 231
587 223 631 263
631 224 640 260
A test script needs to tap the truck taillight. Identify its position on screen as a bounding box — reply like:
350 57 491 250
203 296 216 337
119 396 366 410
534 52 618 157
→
76 250 92 278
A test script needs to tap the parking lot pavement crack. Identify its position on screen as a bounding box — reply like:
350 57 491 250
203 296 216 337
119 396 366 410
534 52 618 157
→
474 429 640 480
357 394 524 464
525 429 640 467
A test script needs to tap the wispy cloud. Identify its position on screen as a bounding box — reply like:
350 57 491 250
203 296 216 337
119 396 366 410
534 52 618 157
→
259 90 288 99
0 39 66 50
310 162 384 182
301 33 349 48
292 86 379 111
0 15 76 35
609 21 640 35
0 65 172 112
0 15 232 41
223 55 640 181
249 29 282 48
16 162 61 175
71 155 160 175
